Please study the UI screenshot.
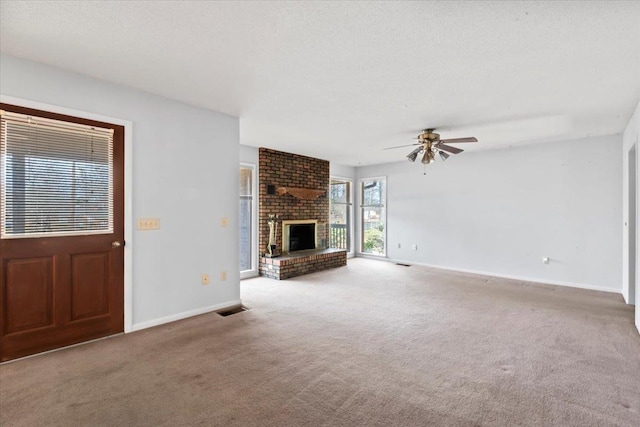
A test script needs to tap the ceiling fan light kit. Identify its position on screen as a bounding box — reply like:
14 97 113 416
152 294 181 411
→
388 128 478 167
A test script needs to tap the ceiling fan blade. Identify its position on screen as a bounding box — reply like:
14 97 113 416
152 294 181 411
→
439 137 478 144
437 143 464 154
383 143 422 150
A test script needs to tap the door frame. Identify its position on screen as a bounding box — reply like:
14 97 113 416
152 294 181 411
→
1 95 134 333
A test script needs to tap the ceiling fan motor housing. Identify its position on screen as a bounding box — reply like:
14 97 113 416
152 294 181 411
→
420 129 440 142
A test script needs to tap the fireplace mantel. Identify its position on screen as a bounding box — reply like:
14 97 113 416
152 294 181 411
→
276 187 325 200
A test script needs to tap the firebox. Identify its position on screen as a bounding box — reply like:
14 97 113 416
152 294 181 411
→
282 219 318 253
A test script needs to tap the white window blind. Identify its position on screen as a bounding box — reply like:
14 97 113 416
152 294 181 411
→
0 110 114 239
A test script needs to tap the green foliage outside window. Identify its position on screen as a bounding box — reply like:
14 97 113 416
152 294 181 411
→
364 224 385 254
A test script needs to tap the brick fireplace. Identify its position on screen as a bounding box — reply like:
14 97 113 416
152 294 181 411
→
258 148 346 279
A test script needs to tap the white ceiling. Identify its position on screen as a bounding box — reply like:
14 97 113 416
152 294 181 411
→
1 1 639 166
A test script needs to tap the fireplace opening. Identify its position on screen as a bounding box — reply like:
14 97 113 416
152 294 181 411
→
289 224 316 252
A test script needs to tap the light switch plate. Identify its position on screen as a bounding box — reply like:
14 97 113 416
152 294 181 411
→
137 218 160 230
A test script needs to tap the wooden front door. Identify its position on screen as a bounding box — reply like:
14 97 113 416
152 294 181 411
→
0 104 125 362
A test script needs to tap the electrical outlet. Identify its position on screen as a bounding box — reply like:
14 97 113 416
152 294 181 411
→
137 218 160 230
220 271 227 281
412 244 418 251
201 274 210 285
220 217 229 228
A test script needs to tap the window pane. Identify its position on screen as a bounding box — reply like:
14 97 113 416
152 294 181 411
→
362 206 385 255
1 115 113 238
330 181 348 203
362 179 384 207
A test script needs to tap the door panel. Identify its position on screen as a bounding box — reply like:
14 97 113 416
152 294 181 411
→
3 257 54 334
0 103 124 362
70 252 110 321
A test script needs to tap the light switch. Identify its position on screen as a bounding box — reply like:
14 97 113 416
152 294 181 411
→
201 274 210 285
137 218 160 230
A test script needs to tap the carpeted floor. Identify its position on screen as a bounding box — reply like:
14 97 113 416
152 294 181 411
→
1 258 639 426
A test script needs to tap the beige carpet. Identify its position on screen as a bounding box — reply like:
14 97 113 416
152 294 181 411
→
1 258 639 426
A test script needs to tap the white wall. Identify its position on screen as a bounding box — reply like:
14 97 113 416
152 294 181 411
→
330 163 356 179
356 135 622 292
1 54 241 329
240 144 258 164
622 99 640 332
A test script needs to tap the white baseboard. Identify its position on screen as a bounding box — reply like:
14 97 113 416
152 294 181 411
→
131 299 242 332
241 270 259 280
387 258 621 295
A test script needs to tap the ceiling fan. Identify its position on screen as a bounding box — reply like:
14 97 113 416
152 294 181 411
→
384 129 478 164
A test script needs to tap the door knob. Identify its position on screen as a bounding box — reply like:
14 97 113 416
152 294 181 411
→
112 241 122 248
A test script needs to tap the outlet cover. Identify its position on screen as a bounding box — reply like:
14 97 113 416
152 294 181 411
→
220 271 227 281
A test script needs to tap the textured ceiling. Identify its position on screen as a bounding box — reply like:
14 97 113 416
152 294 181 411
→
1 1 639 166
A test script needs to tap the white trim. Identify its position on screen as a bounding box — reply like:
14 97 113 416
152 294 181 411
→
388 257 621 294
131 299 242 331
240 271 259 280
356 252 389 261
0 94 135 333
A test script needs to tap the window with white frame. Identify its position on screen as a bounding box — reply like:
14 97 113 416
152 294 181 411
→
360 177 386 255
239 164 255 272
330 178 353 253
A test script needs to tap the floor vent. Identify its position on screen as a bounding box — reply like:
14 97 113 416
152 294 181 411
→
396 263 411 267
217 306 249 317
